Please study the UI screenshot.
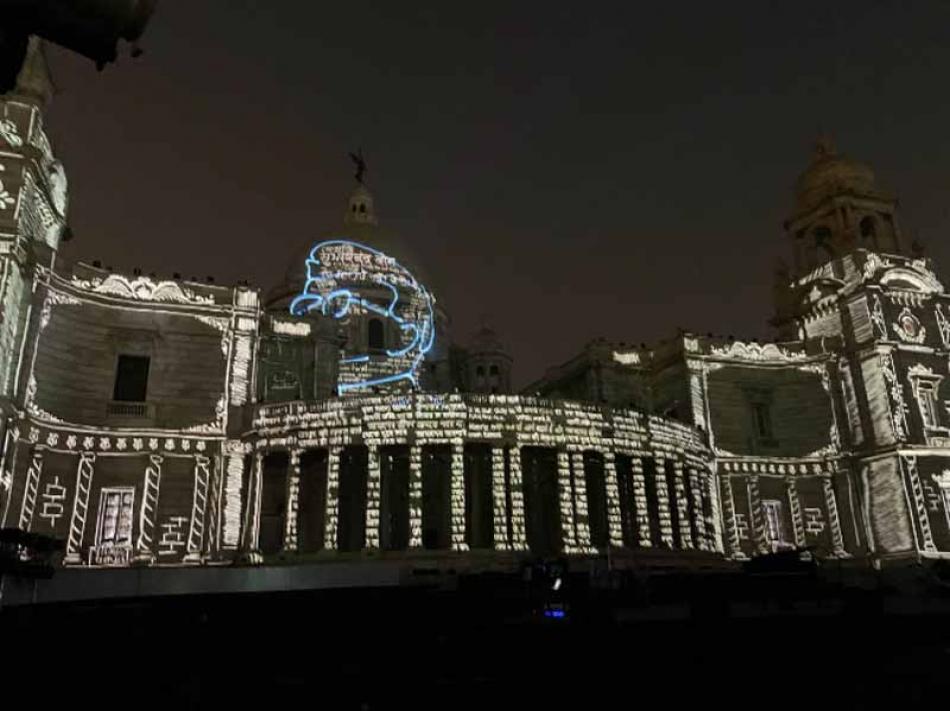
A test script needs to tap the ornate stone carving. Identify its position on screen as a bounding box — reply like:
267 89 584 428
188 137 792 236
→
870 294 887 339
709 340 808 362
881 351 909 440
71 274 215 305
892 307 926 344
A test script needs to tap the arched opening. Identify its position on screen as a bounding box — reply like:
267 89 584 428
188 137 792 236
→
859 216 878 249
368 318 385 350
379 445 410 551
812 226 834 264
259 451 289 555
337 446 368 552
298 449 328 552
583 451 608 550
421 445 452 550
463 443 494 549
521 446 562 556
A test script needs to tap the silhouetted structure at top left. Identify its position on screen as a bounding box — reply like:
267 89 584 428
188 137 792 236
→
0 0 157 92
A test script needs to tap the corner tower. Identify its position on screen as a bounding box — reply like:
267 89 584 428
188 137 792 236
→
773 138 907 340
0 38 68 406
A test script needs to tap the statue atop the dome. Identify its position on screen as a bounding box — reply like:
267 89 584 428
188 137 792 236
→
349 148 367 184
814 134 836 159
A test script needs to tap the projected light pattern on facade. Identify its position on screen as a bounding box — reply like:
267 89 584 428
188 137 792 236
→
289 240 435 394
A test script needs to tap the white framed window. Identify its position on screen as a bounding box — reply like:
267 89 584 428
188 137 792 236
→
92 487 135 565
762 499 787 550
908 366 947 436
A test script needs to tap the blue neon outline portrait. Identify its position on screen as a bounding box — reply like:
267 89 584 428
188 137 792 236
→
289 240 436 394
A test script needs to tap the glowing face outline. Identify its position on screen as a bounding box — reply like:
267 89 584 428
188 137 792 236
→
289 239 435 394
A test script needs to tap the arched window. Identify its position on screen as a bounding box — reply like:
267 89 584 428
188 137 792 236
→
368 318 385 350
859 216 877 249
813 226 835 263
489 364 499 376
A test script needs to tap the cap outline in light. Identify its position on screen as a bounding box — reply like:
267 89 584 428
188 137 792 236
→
288 239 435 394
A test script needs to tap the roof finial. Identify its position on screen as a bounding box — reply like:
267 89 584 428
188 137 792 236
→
348 148 367 185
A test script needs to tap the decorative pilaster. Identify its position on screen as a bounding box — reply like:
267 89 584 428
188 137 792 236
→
134 454 162 563
673 459 693 549
719 472 741 557
450 444 468 551
786 477 806 547
507 445 527 551
603 450 624 548
184 454 211 563
822 476 849 557
282 448 301 552
747 475 769 555
222 444 245 550
491 446 510 550
557 449 578 552
631 456 651 546
17 449 42 532
409 445 423 548
242 451 263 557
654 458 675 548
204 451 222 558
64 452 95 565
364 447 381 549
323 448 341 550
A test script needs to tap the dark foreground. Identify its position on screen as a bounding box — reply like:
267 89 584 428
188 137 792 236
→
5 560 950 709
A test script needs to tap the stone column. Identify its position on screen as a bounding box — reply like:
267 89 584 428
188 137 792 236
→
673 459 693 549
557 449 578 553
603 450 624 549
450 443 468 551
687 466 708 552
323 448 341 550
364 446 381 549
64 451 95 565
569 450 593 553
654 457 675 548
491 445 510 551
409 445 423 548
282 448 301 553
507 445 527 551
631 455 651 546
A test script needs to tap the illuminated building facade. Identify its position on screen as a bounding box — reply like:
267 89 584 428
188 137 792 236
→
1 47 949 592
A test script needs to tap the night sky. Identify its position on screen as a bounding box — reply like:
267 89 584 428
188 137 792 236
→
43 2 950 386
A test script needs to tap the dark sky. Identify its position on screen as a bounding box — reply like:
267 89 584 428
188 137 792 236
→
44 2 950 386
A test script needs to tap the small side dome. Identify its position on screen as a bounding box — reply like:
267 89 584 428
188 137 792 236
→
469 325 508 356
794 137 882 211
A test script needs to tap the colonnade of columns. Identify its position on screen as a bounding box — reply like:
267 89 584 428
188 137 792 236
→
235 441 720 559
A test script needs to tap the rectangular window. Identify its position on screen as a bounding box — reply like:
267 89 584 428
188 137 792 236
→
113 354 150 402
917 381 939 429
752 401 774 440
762 499 785 548
96 487 135 548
